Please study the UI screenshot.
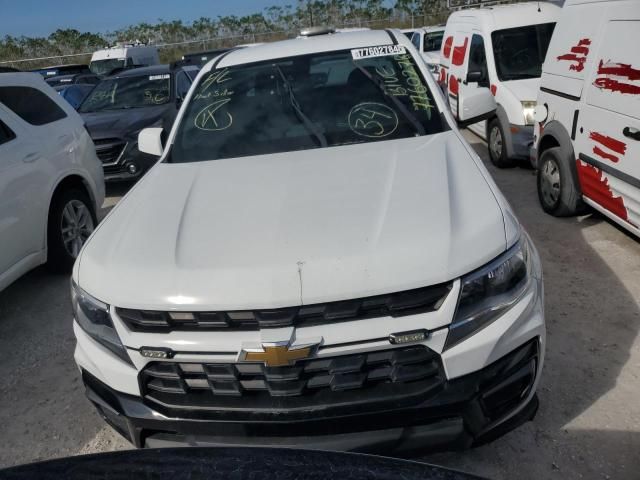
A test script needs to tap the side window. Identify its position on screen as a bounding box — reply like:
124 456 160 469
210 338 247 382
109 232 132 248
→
0 87 67 126
0 118 16 146
176 72 191 100
467 34 489 87
411 33 421 51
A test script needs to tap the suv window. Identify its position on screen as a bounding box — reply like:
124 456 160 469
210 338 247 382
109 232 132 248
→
169 48 443 163
468 34 489 87
0 118 16 145
176 72 191 100
0 87 67 126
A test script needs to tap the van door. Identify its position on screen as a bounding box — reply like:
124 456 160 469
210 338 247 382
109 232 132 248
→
446 30 471 118
575 9 640 227
463 33 490 137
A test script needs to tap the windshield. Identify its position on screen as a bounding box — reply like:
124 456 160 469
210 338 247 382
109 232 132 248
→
424 31 444 52
491 22 555 81
90 59 125 76
169 47 443 163
79 74 171 113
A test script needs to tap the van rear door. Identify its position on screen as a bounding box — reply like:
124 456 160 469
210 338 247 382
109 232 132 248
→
445 30 471 118
575 4 640 227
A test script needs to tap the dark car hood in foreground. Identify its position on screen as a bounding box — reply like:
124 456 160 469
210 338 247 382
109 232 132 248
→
0 447 486 480
81 105 168 140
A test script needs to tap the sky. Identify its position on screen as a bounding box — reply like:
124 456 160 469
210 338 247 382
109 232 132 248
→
0 0 293 38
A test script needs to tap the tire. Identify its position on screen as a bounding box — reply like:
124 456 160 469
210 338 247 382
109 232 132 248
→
487 118 515 168
46 189 97 273
537 146 584 217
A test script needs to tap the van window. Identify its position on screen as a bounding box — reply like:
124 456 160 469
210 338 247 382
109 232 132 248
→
0 118 16 145
0 87 67 126
492 22 556 81
411 33 421 50
468 34 489 86
176 72 191 100
424 31 444 53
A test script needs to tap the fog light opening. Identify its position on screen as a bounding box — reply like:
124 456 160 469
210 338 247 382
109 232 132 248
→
127 163 138 175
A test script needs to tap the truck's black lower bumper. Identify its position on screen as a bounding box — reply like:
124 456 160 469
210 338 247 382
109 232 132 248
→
83 339 540 454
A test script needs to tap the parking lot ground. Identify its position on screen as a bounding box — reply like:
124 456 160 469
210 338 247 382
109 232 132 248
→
1 130 639 479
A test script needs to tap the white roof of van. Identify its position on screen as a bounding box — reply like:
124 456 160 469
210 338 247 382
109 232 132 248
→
448 1 561 30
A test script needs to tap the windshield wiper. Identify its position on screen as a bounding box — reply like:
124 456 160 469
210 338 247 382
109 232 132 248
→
351 62 426 137
273 64 328 148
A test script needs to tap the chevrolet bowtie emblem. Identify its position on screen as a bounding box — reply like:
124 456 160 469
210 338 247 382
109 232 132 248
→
240 342 317 367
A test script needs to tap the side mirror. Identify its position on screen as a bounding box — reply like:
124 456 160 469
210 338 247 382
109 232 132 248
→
138 128 164 157
466 70 483 84
457 86 497 128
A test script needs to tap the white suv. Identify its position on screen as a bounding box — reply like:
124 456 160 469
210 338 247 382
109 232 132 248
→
0 73 104 291
72 29 544 452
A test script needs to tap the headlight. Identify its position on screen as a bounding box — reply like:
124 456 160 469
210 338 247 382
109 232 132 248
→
522 101 536 126
444 239 532 351
71 281 133 365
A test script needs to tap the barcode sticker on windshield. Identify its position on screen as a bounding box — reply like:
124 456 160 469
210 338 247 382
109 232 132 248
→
149 74 170 80
351 45 406 60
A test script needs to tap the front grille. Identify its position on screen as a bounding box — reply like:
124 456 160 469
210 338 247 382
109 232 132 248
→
118 282 452 332
140 346 444 416
94 138 126 165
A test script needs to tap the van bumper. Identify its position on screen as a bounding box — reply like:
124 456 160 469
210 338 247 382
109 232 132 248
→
507 124 534 160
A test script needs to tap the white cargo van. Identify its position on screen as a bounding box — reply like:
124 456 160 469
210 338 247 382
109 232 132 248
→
89 44 160 76
410 25 446 75
439 1 560 167
532 0 640 237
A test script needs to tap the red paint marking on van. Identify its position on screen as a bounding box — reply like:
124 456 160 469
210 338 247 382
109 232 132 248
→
597 60 640 81
438 67 446 84
593 146 619 163
589 131 626 155
593 77 640 95
576 161 627 220
442 36 453 59
557 38 591 72
449 76 459 95
451 38 468 66
490 84 497 96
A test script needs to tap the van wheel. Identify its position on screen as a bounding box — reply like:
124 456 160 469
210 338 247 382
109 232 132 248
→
47 189 97 272
488 118 515 168
537 147 583 217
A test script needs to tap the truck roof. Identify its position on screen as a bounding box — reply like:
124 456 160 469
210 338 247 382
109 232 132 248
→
216 29 399 69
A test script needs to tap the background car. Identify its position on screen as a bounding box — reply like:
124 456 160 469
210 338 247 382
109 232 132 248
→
45 72 100 88
55 83 96 110
31 63 91 77
409 25 445 75
0 72 104 292
78 64 198 181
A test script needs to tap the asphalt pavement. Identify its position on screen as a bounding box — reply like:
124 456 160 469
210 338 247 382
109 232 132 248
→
1 130 638 479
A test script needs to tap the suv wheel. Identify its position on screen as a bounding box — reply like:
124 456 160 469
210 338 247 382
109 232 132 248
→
47 189 97 272
488 118 515 168
537 147 584 217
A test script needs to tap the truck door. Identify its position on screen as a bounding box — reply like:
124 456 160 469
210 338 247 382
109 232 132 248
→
574 6 640 227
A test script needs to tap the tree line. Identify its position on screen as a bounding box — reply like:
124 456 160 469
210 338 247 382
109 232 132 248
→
0 0 489 68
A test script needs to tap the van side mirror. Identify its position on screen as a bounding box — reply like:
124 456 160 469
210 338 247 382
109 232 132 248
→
466 70 484 84
138 128 164 157
456 87 497 128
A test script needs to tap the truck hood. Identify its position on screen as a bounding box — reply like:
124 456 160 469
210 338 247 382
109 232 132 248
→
500 77 541 103
81 106 167 141
77 132 508 310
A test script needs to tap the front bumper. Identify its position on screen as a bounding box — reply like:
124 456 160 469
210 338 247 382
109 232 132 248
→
507 124 534 160
82 338 540 453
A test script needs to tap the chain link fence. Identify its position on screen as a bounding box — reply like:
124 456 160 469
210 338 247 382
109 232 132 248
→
0 13 448 70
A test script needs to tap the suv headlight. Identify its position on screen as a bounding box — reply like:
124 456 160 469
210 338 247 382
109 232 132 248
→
71 281 133 365
522 101 536 126
444 239 532 351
